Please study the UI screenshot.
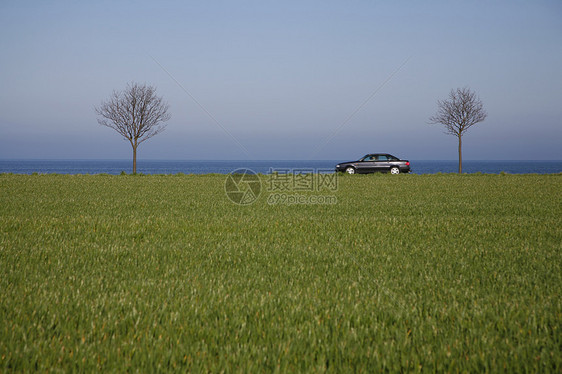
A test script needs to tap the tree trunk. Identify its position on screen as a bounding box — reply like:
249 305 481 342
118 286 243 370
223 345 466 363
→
132 143 137 174
458 135 462 174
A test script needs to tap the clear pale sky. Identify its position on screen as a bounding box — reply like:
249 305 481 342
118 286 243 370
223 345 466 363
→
1 0 561 160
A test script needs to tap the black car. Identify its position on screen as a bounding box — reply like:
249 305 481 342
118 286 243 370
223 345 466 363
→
335 154 411 174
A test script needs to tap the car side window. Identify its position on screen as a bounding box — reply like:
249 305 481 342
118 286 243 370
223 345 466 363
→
377 155 388 161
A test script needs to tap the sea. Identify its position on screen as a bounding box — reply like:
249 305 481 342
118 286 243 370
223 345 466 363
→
0 159 561 175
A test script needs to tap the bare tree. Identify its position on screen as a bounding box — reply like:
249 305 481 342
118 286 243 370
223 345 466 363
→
429 87 487 173
95 82 171 174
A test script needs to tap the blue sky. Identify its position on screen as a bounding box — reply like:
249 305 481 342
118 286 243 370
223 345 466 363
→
1 0 561 160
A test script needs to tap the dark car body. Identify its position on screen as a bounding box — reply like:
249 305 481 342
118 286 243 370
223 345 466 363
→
335 154 411 174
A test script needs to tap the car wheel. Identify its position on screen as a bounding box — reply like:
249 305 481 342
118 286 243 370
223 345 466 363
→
345 167 356 175
390 166 400 175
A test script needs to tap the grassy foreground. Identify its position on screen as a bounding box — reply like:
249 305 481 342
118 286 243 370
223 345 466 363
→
0 173 560 372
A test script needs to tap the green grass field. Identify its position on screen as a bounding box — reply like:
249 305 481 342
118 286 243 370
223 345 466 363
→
0 173 560 372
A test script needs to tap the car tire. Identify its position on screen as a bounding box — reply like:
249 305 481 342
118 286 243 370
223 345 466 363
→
390 166 400 175
345 167 356 175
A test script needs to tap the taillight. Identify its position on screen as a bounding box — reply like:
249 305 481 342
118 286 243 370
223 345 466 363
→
406 162 410 166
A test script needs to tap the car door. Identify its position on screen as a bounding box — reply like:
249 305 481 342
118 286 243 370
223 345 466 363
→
373 155 390 172
356 155 376 173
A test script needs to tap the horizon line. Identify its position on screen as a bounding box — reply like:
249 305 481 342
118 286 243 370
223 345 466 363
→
1 158 562 162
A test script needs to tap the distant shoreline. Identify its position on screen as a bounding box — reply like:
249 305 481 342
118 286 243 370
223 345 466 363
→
1 159 561 175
